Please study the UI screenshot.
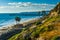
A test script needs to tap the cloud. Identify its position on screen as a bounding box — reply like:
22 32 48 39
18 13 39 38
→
0 2 56 13
8 2 31 7
8 2 55 7
0 6 5 8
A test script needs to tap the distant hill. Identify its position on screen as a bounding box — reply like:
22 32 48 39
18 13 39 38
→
9 11 49 16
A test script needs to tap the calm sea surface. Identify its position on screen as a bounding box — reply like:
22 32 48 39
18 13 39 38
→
0 12 49 27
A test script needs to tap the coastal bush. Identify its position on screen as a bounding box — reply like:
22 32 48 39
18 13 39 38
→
51 35 60 40
47 25 54 31
24 36 31 40
39 27 48 33
31 31 39 38
31 26 48 38
35 22 42 25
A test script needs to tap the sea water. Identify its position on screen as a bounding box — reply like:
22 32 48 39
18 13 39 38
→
0 11 49 27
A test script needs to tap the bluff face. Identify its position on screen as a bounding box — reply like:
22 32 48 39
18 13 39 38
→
8 2 60 40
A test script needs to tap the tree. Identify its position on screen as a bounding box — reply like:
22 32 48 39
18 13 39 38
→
42 11 46 16
38 11 42 18
15 16 21 24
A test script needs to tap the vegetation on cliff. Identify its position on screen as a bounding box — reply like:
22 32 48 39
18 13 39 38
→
8 2 60 40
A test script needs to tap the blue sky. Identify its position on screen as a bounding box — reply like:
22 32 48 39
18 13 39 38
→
0 0 60 13
0 0 60 4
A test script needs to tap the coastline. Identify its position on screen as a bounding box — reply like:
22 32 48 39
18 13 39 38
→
0 17 40 35
0 16 39 29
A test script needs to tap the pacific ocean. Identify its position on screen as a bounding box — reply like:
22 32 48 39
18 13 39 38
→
0 11 49 27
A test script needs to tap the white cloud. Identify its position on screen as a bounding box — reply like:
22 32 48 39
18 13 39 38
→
8 2 17 5
8 2 55 7
0 6 5 8
8 2 31 7
0 2 55 13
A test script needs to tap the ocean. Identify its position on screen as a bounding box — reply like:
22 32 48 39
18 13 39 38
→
0 11 49 27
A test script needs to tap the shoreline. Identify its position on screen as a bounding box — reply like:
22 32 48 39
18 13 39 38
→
0 17 40 36
0 17 40 29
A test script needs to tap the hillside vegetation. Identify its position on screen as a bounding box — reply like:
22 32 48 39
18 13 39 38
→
8 2 60 40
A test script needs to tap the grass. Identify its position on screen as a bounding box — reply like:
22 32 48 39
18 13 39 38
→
51 35 60 40
8 15 60 40
8 28 26 40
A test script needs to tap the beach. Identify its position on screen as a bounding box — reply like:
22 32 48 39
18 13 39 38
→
0 17 40 36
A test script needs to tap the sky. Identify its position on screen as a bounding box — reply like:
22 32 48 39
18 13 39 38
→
0 0 60 13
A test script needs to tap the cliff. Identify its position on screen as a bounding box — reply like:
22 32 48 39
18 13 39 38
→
8 2 60 40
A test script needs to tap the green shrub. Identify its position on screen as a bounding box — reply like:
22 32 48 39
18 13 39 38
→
51 35 60 40
47 25 54 31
